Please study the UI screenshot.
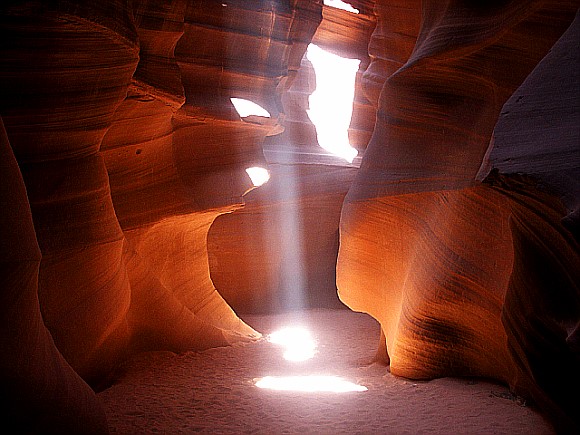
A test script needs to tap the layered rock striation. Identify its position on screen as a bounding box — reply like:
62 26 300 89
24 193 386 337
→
484 10 580 428
0 117 109 433
208 1 375 314
337 1 579 430
1 0 579 433
0 1 138 431
0 0 326 431
0 0 140 388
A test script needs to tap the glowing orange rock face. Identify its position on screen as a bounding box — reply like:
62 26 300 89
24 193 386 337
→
207 3 376 314
0 0 321 402
337 1 579 431
1 0 578 432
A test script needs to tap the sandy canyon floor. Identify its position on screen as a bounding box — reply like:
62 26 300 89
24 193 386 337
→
98 309 554 434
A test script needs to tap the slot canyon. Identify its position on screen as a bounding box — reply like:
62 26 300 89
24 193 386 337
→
1 0 578 433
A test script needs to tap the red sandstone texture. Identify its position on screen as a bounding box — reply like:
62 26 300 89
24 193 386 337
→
337 1 579 431
0 0 321 431
1 0 579 433
0 117 109 433
208 1 373 315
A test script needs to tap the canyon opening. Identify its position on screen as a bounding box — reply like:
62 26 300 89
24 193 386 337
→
1 0 578 434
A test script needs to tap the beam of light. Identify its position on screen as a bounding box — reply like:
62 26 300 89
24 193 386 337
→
324 0 359 14
268 327 316 361
230 98 271 118
306 44 360 163
245 167 270 187
274 167 306 311
255 376 368 393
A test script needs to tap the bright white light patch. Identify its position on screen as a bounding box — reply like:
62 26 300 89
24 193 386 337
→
245 167 270 187
230 98 270 118
306 44 360 163
268 327 316 362
255 376 367 393
324 0 359 13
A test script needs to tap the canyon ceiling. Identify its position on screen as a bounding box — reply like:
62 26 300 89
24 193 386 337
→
1 0 579 433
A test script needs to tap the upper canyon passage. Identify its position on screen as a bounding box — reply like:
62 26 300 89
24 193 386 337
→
1 1 578 434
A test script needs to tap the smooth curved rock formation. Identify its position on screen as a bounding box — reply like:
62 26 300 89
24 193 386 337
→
337 1 579 430
361 0 420 108
0 0 140 385
486 171 580 431
0 117 109 433
484 10 580 429
1 0 325 394
2 0 579 432
483 7 580 220
208 1 375 314
101 0 261 362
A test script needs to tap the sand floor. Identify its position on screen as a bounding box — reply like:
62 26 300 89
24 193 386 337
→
98 309 554 434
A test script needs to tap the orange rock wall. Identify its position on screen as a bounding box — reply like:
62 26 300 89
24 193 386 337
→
486 10 580 427
208 3 374 314
0 117 109 433
1 1 325 431
1 0 140 387
2 0 579 432
337 1 579 430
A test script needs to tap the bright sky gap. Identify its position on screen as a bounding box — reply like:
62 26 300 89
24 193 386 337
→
245 167 270 187
306 44 360 163
324 0 359 14
230 97 271 118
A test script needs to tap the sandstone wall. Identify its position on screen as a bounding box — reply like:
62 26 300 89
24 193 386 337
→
208 2 375 314
0 116 109 433
2 1 579 432
337 1 579 430
0 1 325 431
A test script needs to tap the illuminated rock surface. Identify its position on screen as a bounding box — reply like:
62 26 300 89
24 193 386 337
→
337 1 579 431
209 164 357 313
1 0 578 433
0 1 318 429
